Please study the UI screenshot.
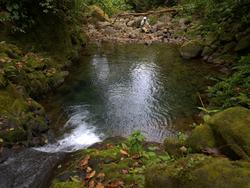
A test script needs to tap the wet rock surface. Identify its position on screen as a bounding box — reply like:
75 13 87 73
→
0 148 67 188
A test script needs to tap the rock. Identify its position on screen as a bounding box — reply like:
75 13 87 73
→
201 46 214 57
164 137 186 157
179 40 203 59
179 18 191 26
0 149 66 188
187 124 216 152
179 18 191 30
130 17 143 28
234 35 250 51
221 41 237 54
0 90 48 146
97 21 111 28
126 20 135 27
208 107 250 160
205 32 219 46
145 154 250 188
220 32 235 42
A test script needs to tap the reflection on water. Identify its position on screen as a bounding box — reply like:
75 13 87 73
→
38 43 215 152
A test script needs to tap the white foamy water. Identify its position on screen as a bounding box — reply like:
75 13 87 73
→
35 106 102 153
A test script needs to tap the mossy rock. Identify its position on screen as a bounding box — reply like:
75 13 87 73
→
0 127 27 143
145 154 250 188
88 5 109 22
164 137 186 157
235 35 250 51
180 40 203 59
0 41 22 59
51 181 82 188
0 90 48 145
208 107 250 160
186 124 216 152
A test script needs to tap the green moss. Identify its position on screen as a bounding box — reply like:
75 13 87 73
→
0 127 27 143
51 181 82 188
164 137 186 157
0 89 48 145
0 41 22 59
145 154 250 188
208 107 250 160
187 124 216 152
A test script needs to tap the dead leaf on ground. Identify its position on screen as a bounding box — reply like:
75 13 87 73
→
96 182 105 188
106 143 114 149
97 172 105 178
88 180 95 188
120 149 129 157
79 155 90 169
86 170 96 180
86 166 92 173
121 169 129 174
108 181 124 188
131 154 141 160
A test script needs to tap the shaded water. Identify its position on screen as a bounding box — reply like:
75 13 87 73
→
37 43 215 152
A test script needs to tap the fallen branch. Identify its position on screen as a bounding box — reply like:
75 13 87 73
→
111 8 179 25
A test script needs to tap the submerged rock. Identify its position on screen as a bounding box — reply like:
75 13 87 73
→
179 40 203 59
145 154 250 188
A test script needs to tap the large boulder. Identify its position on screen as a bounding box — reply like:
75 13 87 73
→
179 40 203 59
0 149 66 188
0 89 49 146
208 107 250 160
145 154 250 188
187 124 216 152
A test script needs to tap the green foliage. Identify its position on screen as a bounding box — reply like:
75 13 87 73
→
127 131 145 154
84 0 130 16
126 0 166 12
0 0 80 32
208 55 250 109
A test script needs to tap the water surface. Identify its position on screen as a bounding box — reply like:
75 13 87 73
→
37 43 215 152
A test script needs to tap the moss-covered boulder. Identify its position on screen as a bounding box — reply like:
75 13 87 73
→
164 137 187 157
208 107 250 160
145 154 250 188
0 89 48 146
0 43 69 97
180 40 203 59
187 124 216 152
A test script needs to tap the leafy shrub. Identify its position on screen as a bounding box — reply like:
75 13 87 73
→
127 131 145 154
0 0 79 32
84 0 130 16
126 0 167 12
208 55 250 109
